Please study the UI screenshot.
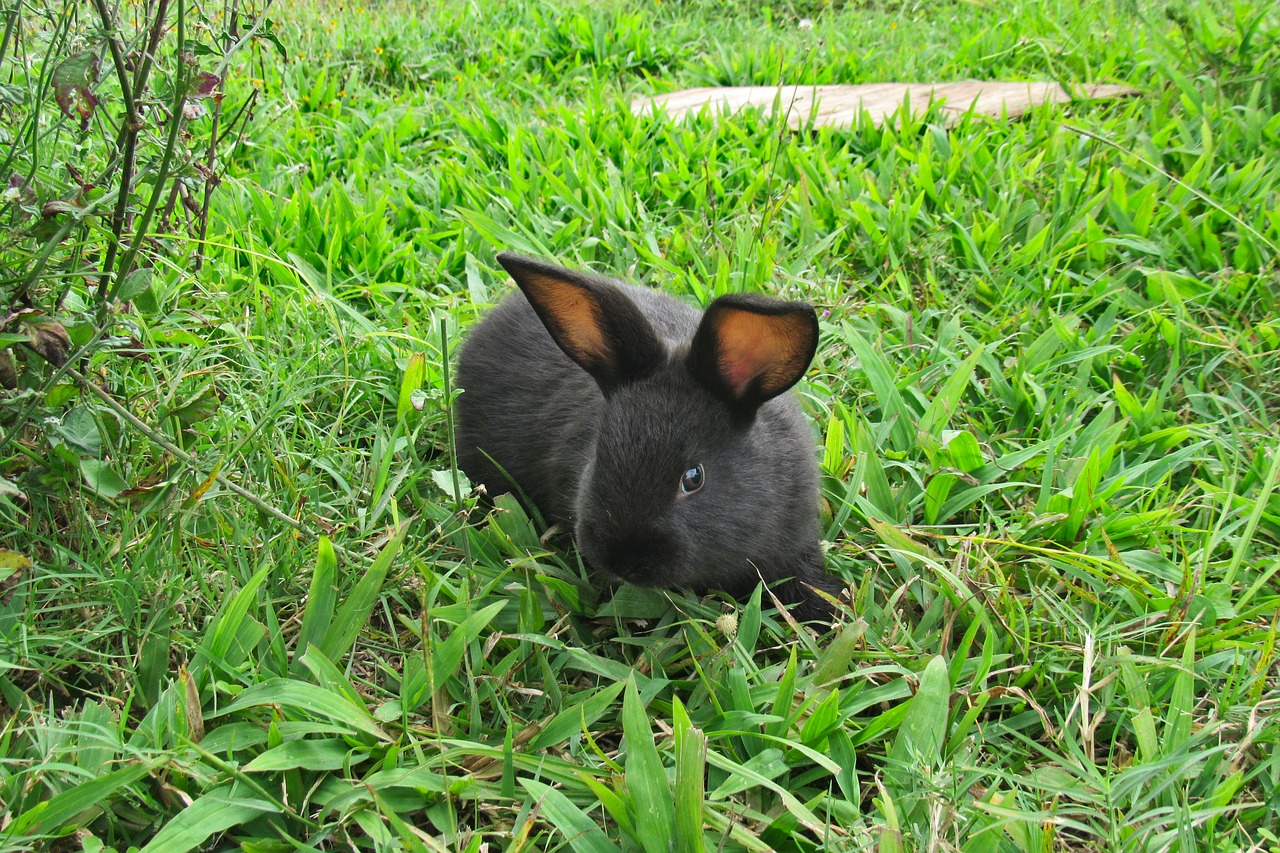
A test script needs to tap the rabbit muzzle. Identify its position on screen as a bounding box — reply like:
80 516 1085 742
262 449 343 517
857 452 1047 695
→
576 521 682 587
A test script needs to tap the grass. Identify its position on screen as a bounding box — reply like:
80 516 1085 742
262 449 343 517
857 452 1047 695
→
2 0 1279 849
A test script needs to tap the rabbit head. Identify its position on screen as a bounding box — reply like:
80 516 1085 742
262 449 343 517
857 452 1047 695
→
496 253 826 601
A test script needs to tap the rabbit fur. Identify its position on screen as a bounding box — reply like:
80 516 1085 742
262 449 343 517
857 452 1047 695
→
454 253 837 621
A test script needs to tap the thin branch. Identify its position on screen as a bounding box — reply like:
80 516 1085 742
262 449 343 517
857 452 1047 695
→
67 366 373 567
109 0 186 300
193 0 236 273
130 0 172 106
90 0 142 304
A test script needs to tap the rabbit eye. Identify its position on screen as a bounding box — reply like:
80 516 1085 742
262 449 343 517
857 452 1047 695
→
678 465 705 497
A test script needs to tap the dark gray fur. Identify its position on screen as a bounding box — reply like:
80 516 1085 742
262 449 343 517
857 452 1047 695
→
454 253 836 620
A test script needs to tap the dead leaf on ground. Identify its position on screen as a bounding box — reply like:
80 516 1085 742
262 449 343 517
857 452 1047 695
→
25 319 71 366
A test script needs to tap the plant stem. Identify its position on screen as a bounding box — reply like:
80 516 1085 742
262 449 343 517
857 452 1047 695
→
130 0 173 106
109 0 189 301
90 0 143 306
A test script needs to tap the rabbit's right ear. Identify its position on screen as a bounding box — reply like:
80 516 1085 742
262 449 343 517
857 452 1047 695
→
497 253 664 391
687 294 819 415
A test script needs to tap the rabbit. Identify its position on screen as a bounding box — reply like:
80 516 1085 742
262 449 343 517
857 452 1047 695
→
454 252 837 622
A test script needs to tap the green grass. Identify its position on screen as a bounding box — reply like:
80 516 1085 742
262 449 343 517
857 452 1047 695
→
2 0 1279 849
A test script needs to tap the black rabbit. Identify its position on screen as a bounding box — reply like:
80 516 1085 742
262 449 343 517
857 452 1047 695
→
454 253 837 621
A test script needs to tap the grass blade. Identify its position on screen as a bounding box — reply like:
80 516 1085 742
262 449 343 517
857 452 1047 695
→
317 521 408 663
622 677 677 853
519 778 620 853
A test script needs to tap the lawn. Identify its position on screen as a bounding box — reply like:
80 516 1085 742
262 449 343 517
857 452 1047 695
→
1 0 1278 850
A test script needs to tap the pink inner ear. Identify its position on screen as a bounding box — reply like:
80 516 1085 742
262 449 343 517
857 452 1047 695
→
717 309 795 398
522 272 609 365
720 323 768 397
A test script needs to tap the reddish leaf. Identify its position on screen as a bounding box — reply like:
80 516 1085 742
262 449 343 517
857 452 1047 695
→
41 199 81 218
115 336 153 362
0 349 15 389
52 50 101 124
6 174 35 205
65 163 95 192
193 71 222 100
25 320 71 366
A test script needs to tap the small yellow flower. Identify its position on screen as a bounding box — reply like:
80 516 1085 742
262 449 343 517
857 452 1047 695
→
375 47 384 54
338 90 346 97
251 78 264 87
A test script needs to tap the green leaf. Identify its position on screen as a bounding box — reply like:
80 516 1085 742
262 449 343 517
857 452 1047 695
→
923 471 957 525
843 326 913 451
431 467 469 500
530 680 626 751
430 599 507 694
1162 625 1196 754
398 351 427 423
576 772 636 839
622 677 676 853
800 687 841 746
198 563 272 678
940 429 984 472
519 778 620 853
213 678 391 742
868 519 939 560
294 536 338 674
889 656 950 767
886 655 951 827
242 737 364 772
918 346 984 438
317 521 408 663
164 386 222 429
115 267 153 301
8 763 153 835
709 748 789 798
850 415 896 520
139 789 279 853
299 644 369 712
704 749 827 833
79 458 128 498
55 406 102 457
673 697 708 853
491 493 543 553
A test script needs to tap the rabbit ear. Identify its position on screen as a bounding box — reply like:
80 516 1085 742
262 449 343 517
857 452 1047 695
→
688 294 819 412
497 252 664 390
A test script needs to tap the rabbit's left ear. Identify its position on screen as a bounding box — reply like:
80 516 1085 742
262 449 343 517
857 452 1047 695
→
687 294 819 413
498 252 664 392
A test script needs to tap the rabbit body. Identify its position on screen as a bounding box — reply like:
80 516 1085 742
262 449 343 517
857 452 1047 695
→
455 254 834 617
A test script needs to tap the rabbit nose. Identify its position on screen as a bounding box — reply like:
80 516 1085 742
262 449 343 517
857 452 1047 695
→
583 527 676 584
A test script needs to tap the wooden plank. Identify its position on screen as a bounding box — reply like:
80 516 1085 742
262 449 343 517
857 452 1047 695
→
631 82 1139 129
